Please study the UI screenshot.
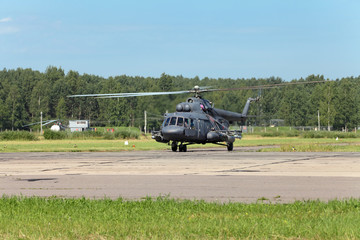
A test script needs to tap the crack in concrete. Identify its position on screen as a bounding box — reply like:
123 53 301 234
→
219 153 344 173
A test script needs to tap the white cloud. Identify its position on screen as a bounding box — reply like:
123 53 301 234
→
0 17 18 34
0 17 12 23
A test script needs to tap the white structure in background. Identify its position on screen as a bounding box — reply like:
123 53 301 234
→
50 124 61 132
69 120 89 132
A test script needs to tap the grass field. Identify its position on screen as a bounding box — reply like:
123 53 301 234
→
1 197 359 239
1 135 360 152
1 135 360 239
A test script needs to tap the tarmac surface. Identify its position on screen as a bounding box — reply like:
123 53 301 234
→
1 149 360 203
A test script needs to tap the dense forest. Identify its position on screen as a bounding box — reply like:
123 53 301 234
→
0 67 359 131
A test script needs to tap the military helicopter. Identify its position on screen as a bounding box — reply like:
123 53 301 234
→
68 81 325 152
151 86 259 152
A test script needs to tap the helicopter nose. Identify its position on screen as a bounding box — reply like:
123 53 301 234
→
162 126 185 140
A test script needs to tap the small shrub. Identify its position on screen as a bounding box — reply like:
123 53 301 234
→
260 132 280 137
302 131 316 138
42 129 140 140
258 130 299 137
71 131 103 139
0 131 38 141
336 132 358 138
115 129 140 139
103 132 115 140
115 130 129 139
129 130 140 139
301 131 359 139
285 130 299 137
43 130 66 140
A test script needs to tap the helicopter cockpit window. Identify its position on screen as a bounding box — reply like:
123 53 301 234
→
177 117 184 126
163 117 170 127
170 117 177 126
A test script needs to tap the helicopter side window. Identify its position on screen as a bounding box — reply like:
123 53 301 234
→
163 117 170 127
184 118 189 128
190 119 195 129
170 117 177 126
177 117 184 126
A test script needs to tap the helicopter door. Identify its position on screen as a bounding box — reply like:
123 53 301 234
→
184 118 199 141
197 119 208 141
184 118 197 139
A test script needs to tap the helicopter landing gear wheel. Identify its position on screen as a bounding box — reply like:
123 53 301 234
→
179 144 187 152
171 141 178 152
227 142 233 151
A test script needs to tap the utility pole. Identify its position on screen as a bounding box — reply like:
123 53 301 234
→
40 111 43 135
144 110 147 134
317 110 320 131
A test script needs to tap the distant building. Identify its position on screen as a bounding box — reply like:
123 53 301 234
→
69 120 89 132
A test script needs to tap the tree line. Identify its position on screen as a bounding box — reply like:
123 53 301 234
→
0 67 359 131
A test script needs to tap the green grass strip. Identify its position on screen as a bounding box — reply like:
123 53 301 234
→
0 196 360 239
1 137 360 152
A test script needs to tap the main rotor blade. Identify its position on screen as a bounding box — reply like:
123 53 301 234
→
68 90 190 98
206 80 327 92
96 90 190 98
67 81 326 99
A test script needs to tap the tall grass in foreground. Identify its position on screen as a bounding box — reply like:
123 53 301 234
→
0 197 359 239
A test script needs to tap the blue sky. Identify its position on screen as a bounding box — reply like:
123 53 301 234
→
1 0 359 80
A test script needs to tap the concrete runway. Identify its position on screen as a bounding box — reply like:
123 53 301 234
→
1 150 360 202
